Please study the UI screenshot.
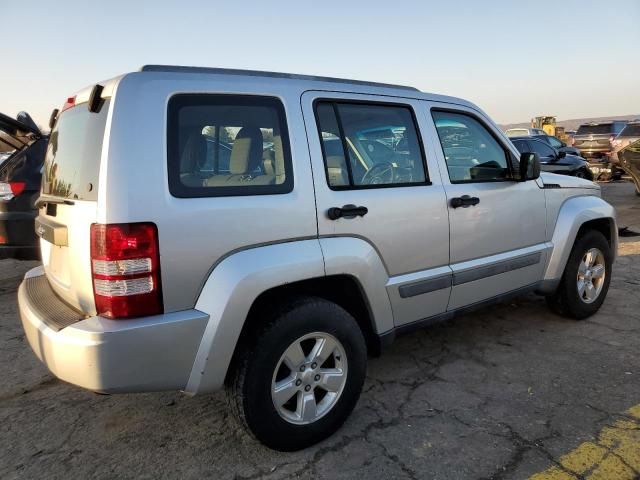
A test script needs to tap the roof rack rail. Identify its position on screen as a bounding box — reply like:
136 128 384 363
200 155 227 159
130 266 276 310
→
140 65 419 92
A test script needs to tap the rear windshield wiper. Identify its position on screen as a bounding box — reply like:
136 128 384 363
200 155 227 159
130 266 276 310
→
34 196 75 209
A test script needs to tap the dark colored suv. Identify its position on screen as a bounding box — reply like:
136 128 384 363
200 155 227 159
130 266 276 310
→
0 112 48 259
572 121 627 159
511 137 592 179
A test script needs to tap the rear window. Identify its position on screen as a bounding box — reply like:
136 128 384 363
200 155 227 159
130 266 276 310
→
43 100 110 200
620 124 640 137
576 124 614 135
167 94 293 198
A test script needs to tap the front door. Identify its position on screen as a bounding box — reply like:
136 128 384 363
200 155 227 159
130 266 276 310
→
301 91 451 327
424 104 549 310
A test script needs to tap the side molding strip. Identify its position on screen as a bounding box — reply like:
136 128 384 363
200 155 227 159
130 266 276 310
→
399 275 452 298
452 252 541 286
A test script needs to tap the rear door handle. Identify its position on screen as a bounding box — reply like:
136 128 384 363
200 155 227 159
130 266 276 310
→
450 195 480 209
327 204 368 220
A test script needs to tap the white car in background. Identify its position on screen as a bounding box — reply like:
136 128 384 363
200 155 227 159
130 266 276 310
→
505 127 547 137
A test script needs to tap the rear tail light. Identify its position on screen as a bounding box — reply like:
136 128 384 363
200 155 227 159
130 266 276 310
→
0 181 26 201
90 223 163 319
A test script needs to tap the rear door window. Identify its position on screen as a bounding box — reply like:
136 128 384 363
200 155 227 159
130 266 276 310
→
42 100 110 200
167 95 293 197
315 101 428 189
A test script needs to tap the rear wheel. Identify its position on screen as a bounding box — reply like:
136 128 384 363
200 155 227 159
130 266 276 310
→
226 297 367 451
546 230 612 319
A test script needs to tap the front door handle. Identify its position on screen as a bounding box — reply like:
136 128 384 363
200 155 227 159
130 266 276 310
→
327 204 369 220
450 195 480 209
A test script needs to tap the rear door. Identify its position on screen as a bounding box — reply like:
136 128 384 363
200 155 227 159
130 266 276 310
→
36 98 111 314
302 91 451 327
424 103 548 310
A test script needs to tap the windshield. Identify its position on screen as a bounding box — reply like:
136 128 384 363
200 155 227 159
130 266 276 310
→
42 100 110 200
576 124 614 135
619 124 640 138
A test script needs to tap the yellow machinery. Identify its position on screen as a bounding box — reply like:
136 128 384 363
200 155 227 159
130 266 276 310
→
531 116 557 136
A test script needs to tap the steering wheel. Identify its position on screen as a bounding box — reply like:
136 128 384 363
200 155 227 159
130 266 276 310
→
361 162 397 185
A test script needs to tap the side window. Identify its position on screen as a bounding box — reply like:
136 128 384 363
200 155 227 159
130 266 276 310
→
512 139 529 153
431 110 512 183
528 140 556 158
167 95 293 197
315 101 428 188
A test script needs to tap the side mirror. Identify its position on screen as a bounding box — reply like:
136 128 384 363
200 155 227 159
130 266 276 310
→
519 152 541 181
558 150 567 159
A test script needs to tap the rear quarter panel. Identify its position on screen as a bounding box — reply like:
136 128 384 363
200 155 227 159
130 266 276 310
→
101 73 318 312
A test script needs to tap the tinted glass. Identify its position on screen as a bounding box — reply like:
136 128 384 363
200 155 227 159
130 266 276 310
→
512 140 529 153
168 95 293 197
432 111 511 182
316 101 427 188
528 140 556 158
42 100 110 200
576 124 614 135
619 124 640 138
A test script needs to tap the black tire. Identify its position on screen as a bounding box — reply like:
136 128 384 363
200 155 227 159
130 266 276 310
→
546 230 612 320
226 296 367 451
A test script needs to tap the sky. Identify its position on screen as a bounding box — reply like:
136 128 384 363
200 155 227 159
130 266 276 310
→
2 0 639 127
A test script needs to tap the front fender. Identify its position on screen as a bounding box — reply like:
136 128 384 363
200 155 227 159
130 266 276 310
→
542 195 617 290
185 239 325 394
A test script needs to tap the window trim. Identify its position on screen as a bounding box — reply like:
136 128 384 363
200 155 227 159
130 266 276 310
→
167 94 294 198
313 98 431 191
430 107 519 185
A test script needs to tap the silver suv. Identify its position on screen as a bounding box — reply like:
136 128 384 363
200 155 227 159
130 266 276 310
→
18 66 617 451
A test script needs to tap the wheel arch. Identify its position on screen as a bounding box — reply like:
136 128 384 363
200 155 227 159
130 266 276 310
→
185 237 394 394
541 194 617 293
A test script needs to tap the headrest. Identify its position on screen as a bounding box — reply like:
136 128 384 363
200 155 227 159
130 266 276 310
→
230 127 263 175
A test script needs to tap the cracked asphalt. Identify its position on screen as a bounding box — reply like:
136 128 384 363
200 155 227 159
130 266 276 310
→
1 182 639 480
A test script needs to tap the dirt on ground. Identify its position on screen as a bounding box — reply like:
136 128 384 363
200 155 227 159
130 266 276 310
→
0 182 638 480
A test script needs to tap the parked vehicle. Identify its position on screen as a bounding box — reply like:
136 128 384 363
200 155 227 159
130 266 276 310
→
505 127 547 137
614 122 640 195
572 121 627 159
609 121 640 163
510 137 592 179
18 66 617 451
530 134 581 156
0 111 47 259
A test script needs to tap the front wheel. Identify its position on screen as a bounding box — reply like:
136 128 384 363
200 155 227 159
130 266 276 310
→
226 297 367 451
546 230 612 319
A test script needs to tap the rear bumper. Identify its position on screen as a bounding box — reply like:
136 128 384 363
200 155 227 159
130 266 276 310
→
18 266 208 393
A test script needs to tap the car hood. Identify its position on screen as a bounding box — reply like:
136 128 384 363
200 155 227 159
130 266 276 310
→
0 111 42 153
540 171 599 190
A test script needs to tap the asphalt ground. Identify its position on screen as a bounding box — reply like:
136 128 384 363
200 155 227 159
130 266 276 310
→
0 181 638 480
